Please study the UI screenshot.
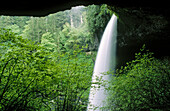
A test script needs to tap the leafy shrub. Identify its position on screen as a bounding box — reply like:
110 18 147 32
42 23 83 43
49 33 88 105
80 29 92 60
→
0 29 93 111
0 28 54 110
107 46 170 111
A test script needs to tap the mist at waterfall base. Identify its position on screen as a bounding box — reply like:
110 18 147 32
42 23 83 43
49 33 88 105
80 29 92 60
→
87 14 117 111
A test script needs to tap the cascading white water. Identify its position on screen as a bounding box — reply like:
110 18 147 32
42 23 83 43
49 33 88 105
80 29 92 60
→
87 14 117 111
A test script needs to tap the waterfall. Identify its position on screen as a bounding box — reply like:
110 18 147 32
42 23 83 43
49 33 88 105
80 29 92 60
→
87 14 117 111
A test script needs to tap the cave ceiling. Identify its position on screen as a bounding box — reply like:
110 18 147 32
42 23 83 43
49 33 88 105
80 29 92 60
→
0 0 170 16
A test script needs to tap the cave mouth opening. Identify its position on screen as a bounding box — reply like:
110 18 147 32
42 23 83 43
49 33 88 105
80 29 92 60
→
0 3 170 111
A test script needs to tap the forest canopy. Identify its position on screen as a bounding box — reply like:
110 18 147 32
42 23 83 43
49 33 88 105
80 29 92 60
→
0 5 113 52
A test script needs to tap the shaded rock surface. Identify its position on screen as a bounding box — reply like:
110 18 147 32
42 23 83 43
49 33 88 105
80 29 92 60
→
116 8 170 68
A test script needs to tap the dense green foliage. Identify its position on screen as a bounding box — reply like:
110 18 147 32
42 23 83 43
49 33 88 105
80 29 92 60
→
86 4 113 50
0 29 94 110
0 29 52 110
107 47 170 111
86 4 113 36
0 16 30 35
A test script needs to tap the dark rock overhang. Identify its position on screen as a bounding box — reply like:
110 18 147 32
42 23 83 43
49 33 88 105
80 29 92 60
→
0 0 170 16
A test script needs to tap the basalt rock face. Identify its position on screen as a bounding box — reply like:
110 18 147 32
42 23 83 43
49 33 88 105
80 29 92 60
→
116 8 170 68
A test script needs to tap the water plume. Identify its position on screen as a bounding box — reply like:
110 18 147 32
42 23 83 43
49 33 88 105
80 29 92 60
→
87 14 117 111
